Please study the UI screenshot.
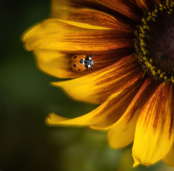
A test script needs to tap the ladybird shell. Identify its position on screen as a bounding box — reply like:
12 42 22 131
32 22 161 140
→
70 54 87 72
70 54 87 62
70 61 86 72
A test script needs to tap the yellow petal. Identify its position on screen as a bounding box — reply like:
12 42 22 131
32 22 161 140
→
108 77 159 148
51 55 142 104
45 90 120 127
34 48 134 78
34 50 71 78
46 75 143 128
133 160 140 167
90 76 145 130
51 0 141 21
66 8 134 31
133 83 174 166
22 19 134 51
51 0 134 32
22 19 66 42
162 144 174 167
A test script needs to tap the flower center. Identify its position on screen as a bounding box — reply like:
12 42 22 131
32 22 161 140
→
134 1 174 83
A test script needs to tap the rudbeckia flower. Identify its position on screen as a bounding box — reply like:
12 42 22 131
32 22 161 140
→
22 0 174 167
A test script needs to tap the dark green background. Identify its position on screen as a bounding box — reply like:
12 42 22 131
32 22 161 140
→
0 0 173 170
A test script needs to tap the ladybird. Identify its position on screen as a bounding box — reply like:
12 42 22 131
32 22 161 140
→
70 54 94 72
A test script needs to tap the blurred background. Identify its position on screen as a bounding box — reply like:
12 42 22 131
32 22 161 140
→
1 0 174 171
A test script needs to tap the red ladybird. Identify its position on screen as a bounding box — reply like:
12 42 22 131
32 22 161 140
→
70 54 94 72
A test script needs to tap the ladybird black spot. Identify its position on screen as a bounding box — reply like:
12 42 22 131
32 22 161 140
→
74 56 77 59
74 64 76 67
78 69 80 71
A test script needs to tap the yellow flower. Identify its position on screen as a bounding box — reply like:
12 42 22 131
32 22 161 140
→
22 0 174 167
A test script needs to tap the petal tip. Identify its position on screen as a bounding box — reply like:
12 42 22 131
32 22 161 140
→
21 29 29 42
45 113 55 125
45 117 52 125
51 82 61 87
45 113 67 125
133 160 140 167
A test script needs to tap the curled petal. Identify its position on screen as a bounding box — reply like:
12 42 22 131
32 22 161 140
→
133 83 174 166
22 19 110 43
46 75 143 128
52 0 139 29
51 55 143 104
52 2 134 31
22 19 109 42
23 19 134 52
108 77 159 148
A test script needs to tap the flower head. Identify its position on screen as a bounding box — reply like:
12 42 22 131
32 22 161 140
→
22 0 174 167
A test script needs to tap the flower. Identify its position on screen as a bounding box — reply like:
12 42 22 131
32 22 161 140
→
22 0 174 167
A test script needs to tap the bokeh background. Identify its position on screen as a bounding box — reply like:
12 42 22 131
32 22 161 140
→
1 0 174 171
